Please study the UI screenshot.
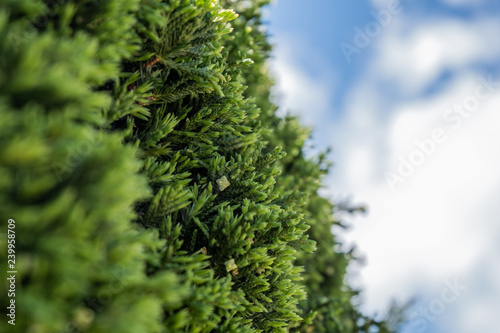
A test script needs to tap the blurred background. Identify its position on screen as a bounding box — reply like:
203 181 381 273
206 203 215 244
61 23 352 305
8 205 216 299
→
265 0 500 332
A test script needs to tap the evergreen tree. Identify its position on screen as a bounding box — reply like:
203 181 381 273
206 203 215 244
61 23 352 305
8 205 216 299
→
0 1 401 332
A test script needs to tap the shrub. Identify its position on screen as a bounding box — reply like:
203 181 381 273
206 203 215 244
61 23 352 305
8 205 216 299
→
0 1 398 332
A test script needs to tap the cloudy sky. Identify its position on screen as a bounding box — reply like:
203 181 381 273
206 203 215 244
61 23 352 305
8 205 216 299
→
266 0 500 332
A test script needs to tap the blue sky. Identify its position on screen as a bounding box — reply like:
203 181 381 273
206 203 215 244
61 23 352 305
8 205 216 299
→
265 0 500 332
267 0 500 110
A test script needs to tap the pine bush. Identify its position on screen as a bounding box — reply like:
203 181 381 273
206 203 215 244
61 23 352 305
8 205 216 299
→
0 1 399 332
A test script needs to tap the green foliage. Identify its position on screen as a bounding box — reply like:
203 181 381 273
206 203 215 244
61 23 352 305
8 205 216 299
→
0 0 400 332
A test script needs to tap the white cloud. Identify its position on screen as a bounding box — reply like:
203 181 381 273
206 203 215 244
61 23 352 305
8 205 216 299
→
435 246 500 333
270 6 500 332
268 37 334 127
339 79 500 315
331 15 500 332
372 17 500 95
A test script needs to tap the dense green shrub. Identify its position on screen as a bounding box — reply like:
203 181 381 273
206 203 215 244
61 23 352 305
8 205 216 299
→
0 1 399 332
